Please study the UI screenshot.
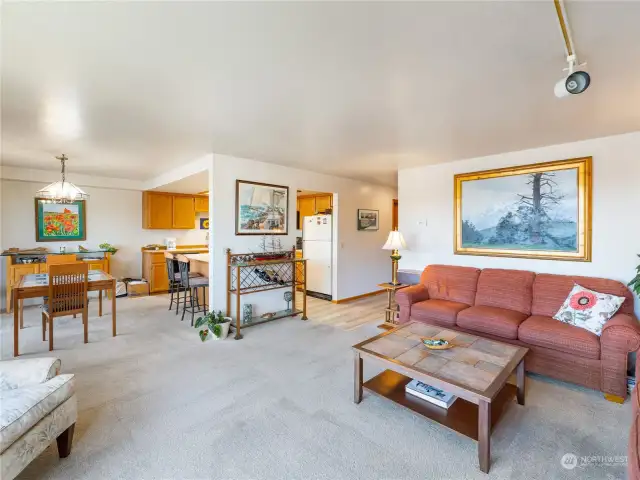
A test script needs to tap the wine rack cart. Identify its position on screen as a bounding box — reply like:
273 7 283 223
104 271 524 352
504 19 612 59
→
226 248 307 340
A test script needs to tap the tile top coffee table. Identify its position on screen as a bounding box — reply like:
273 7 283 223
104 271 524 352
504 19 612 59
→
352 321 528 473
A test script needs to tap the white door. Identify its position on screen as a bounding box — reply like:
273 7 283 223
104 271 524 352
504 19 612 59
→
304 240 332 295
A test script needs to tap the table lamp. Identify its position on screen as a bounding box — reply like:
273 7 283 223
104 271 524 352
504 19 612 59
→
382 229 406 286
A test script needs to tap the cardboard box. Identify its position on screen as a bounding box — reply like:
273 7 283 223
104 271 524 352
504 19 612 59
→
127 281 149 297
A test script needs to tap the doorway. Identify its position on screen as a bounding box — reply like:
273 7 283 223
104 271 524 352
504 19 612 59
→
392 199 398 230
296 190 334 301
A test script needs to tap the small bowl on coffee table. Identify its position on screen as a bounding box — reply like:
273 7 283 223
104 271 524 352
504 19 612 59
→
421 337 455 350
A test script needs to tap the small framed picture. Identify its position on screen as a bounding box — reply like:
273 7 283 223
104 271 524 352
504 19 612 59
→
357 209 379 231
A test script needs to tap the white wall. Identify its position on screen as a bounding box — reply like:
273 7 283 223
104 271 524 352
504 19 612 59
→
398 131 640 317
0 178 4 303
0 179 208 310
209 154 396 316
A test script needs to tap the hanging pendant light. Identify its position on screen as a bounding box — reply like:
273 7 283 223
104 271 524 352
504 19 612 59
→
36 154 89 204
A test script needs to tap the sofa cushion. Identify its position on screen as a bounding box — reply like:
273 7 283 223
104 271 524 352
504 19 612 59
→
456 305 528 340
474 269 535 315
553 283 626 336
518 315 600 360
532 274 634 317
411 299 470 327
0 374 75 453
420 265 481 305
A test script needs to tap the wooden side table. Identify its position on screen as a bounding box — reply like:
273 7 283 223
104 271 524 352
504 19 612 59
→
377 282 406 329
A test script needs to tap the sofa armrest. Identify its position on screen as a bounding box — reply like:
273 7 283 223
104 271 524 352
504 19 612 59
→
395 285 429 324
396 284 429 307
601 314 640 354
0 358 61 391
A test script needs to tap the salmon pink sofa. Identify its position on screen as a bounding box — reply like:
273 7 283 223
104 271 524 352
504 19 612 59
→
396 265 640 401
629 360 640 479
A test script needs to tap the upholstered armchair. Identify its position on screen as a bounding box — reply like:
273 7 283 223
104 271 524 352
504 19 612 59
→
0 358 77 480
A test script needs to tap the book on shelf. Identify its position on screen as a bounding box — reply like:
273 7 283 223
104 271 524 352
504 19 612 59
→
405 379 456 409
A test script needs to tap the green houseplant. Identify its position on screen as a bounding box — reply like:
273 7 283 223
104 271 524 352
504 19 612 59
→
99 242 118 255
194 310 231 341
630 254 640 296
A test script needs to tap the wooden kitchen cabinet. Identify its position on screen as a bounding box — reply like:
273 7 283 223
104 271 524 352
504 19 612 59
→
143 191 198 229
194 195 209 213
143 192 174 229
141 247 208 293
142 251 169 293
297 194 333 228
298 197 315 222
150 263 169 293
172 195 196 229
315 195 332 213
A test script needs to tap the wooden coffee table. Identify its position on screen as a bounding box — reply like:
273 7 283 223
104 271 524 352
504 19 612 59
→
352 321 528 473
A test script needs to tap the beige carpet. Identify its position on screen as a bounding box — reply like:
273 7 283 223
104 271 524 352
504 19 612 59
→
0 295 631 480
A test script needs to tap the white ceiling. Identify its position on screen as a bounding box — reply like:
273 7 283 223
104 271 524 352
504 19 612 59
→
2 2 639 187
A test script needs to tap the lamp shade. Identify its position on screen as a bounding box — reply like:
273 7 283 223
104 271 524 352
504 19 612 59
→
37 181 89 204
35 154 89 204
382 230 407 250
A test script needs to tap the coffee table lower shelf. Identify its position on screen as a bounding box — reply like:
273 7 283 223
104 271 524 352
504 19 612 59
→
363 369 517 441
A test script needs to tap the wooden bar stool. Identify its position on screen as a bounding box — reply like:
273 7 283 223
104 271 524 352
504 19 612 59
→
175 254 209 326
42 263 89 351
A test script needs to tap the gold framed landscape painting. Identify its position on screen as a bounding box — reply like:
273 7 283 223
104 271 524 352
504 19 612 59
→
454 157 592 261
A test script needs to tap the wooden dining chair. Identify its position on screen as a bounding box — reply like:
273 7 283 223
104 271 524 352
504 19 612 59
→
42 263 89 351
43 254 81 319
45 254 78 269
16 255 80 329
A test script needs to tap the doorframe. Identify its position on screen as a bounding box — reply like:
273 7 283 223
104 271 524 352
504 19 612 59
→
297 189 337 301
392 198 398 230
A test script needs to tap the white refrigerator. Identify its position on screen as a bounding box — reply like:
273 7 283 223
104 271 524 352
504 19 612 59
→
302 214 332 298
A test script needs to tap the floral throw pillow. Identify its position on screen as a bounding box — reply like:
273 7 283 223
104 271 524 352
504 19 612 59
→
553 284 625 336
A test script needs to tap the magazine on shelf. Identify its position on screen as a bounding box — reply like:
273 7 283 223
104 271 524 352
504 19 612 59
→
405 379 456 409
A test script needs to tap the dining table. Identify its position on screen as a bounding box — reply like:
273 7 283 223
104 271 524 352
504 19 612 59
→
12 270 117 357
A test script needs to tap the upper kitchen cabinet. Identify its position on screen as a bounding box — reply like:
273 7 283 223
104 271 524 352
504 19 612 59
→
194 195 209 213
143 192 174 229
172 195 196 228
315 195 332 213
142 191 197 229
298 196 315 221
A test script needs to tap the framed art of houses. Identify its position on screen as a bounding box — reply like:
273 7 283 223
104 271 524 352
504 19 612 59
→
357 209 379 231
454 157 592 261
235 180 289 235
35 199 87 242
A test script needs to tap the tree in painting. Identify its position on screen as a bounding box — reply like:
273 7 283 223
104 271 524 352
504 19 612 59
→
461 220 483 244
515 172 564 244
461 167 578 252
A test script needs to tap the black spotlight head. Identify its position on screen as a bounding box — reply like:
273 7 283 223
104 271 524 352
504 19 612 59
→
566 71 591 94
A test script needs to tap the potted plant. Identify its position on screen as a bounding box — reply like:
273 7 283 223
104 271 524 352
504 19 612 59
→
99 242 118 255
630 254 640 296
194 310 231 341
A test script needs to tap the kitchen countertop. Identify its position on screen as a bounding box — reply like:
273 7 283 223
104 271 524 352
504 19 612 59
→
184 254 209 262
141 248 208 253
